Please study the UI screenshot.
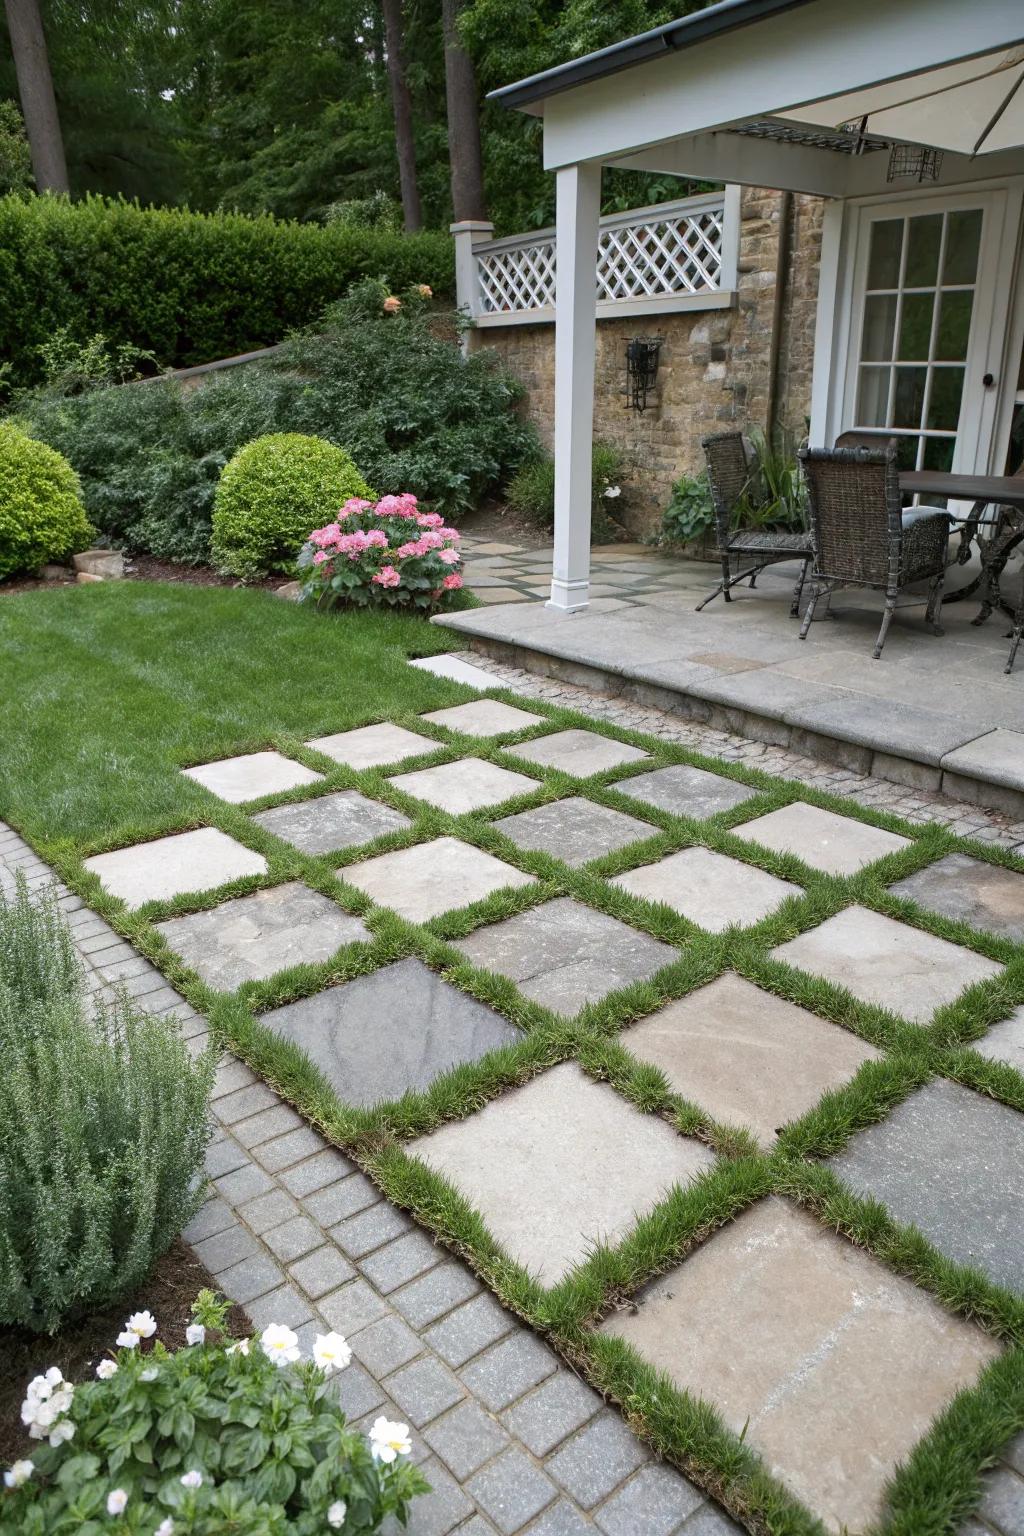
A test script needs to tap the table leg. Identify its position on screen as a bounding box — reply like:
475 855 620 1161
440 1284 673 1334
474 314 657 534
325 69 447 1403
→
970 518 1024 627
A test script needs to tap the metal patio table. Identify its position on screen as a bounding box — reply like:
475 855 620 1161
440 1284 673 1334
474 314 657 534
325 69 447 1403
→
900 470 1024 626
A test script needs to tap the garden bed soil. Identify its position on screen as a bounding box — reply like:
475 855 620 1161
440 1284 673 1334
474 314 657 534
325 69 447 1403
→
0 1239 251 1463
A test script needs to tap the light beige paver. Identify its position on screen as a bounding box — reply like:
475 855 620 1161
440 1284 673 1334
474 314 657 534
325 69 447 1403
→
621 973 881 1147
306 722 431 769
84 827 267 907
411 1062 714 1285
409 655 496 689
421 700 544 735
600 1197 1001 1532
612 846 799 931
772 905 1002 1022
183 750 323 803
341 836 535 922
975 1006 1024 1072
390 758 539 815
510 729 649 778
733 802 911 876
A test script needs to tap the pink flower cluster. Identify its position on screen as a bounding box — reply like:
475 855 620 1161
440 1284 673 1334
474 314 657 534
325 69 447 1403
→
299 493 463 611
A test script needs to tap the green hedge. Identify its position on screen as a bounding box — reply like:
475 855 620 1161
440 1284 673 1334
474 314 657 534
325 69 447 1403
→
0 194 454 386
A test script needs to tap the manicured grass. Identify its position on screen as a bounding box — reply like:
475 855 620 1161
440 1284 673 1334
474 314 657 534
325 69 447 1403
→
5 580 1024 1535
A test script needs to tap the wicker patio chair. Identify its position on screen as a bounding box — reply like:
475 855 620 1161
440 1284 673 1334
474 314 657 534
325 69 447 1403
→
697 432 813 615
798 445 950 659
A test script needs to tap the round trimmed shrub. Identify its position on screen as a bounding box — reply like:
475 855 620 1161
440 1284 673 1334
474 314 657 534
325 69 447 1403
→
0 423 93 579
211 432 374 578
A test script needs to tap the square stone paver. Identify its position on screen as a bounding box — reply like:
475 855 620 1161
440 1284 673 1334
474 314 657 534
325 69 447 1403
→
734 803 911 876
830 1077 1024 1292
183 750 323 803
510 729 649 779
622 973 881 1147
262 957 520 1106
411 1062 714 1285
390 759 538 815
616 764 758 819
342 836 535 922
453 897 677 1016
771 906 1002 1023
975 1006 1024 1072
612 847 799 932
421 700 544 735
600 1197 1000 1532
306 722 431 769
84 828 267 907
409 654 498 689
493 797 656 868
889 852 1024 943
254 789 410 854
155 882 369 990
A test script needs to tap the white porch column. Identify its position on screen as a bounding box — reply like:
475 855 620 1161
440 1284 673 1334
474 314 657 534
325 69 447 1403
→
549 161 601 613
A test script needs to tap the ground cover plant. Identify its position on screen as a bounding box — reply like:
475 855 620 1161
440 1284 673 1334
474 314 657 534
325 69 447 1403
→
2 581 1024 1533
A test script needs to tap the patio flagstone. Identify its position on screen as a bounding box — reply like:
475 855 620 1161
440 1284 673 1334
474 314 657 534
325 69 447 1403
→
420 699 545 735
389 758 539 814
84 827 267 907
974 1006 1024 1072
183 750 323 803
155 881 369 990
599 1197 1001 1533
615 764 758 819
620 973 881 1147
306 722 430 769
829 1077 1024 1292
409 654 497 689
411 1062 714 1285
771 906 1002 1022
452 896 678 1016
253 789 411 854
509 729 649 778
261 957 520 1107
733 802 911 875
888 852 1024 942
341 835 535 922
612 847 799 931
493 796 656 868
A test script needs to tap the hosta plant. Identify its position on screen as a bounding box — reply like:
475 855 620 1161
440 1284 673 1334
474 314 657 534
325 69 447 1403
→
3 1292 428 1534
297 492 463 611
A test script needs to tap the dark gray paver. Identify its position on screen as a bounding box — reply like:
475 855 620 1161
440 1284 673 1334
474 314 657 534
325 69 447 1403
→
318 1278 391 1334
216 1082 281 1123
245 1283 316 1332
288 1244 356 1298
680 1509 745 1535
237 1187 300 1234
616 763 758 818
386 1357 466 1427
976 1466 1024 1536
263 1214 322 1263
214 1163 275 1206
493 796 656 867
254 1125 328 1173
216 1253 286 1305
424 1400 513 1480
460 1333 559 1413
361 1230 442 1293
192 1222 260 1273
453 897 676 1016
305 1172 380 1225
381 1456 475 1536
392 1263 482 1328
594 1465 704 1536
467 1446 558 1533
350 1315 424 1376
333 1202 413 1257
182 1196 234 1244
501 1372 602 1457
279 1147 354 1196
328 1360 388 1419
205 1138 249 1178
254 789 411 854
156 882 369 990
233 1103 304 1148
549 1415 650 1510
264 957 520 1106
890 852 1024 943
525 1502 594 1535
830 1077 1024 1292
424 1292 516 1367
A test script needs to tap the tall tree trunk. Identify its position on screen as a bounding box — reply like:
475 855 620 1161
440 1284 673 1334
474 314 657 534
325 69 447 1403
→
381 0 422 232
4 0 68 193
441 0 486 222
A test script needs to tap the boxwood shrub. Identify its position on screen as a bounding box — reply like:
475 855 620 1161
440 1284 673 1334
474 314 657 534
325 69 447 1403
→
0 422 93 578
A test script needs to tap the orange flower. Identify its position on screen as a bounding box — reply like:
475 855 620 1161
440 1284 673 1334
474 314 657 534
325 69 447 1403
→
417 284 433 299
382 295 402 314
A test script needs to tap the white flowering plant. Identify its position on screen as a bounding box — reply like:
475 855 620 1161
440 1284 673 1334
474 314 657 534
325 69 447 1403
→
3 1292 427 1534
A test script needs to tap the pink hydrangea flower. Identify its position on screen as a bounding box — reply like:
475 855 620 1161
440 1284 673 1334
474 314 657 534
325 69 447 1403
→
312 551 332 566
415 512 445 529
309 523 342 549
376 494 419 520
438 547 460 565
442 572 463 591
372 565 401 588
339 498 373 519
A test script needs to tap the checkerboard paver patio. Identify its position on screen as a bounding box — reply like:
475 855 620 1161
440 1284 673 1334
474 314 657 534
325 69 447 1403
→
389 758 539 815
84 826 267 907
493 796 656 867
889 851 1024 942
615 763 758 819
612 846 799 931
733 802 911 875
341 835 536 922
253 788 411 854
183 749 323 802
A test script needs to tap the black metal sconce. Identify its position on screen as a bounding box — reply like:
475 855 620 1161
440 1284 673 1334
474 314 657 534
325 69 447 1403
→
624 335 662 413
886 142 943 183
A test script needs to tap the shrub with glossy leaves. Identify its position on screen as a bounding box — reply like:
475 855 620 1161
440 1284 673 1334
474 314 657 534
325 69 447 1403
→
505 440 626 543
0 422 93 579
211 432 375 579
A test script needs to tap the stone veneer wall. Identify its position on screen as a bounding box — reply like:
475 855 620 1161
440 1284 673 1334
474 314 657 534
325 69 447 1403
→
478 187 825 536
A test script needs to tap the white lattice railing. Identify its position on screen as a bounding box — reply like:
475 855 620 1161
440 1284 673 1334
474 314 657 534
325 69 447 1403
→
454 190 738 328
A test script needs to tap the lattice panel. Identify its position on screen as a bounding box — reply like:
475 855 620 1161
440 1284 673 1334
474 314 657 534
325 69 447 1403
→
477 239 557 314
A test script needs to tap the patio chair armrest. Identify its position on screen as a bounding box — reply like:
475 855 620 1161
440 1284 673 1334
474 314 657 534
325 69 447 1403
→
900 512 950 583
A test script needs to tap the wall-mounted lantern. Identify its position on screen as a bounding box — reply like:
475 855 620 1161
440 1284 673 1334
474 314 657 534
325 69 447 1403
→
887 142 943 183
624 335 662 413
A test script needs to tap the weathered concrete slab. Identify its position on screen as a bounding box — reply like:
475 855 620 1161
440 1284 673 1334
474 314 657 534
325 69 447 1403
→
612 847 799 932
600 1197 1000 1532
155 881 369 990
421 700 544 735
494 797 656 868
941 729 1024 792
622 973 880 1146
342 836 535 922
734 802 910 876
453 897 677 1016
85 828 267 907
254 790 411 854
974 1007 1024 1072
410 654 498 689
390 758 539 814
306 722 431 769
615 764 758 819
510 730 649 778
830 1078 1024 1292
263 957 519 1106
771 906 1002 1022
183 750 323 803
889 852 1024 942
411 1062 714 1285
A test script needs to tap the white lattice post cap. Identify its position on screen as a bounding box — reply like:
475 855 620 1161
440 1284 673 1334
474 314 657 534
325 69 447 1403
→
451 221 495 352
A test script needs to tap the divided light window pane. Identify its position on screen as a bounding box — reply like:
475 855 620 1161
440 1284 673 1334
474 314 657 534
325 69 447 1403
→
943 209 983 284
935 291 974 360
862 294 897 360
893 367 927 429
857 367 891 427
897 293 934 360
867 220 903 288
904 214 942 287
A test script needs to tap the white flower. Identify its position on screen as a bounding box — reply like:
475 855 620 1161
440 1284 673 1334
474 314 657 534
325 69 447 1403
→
368 1416 412 1464
259 1324 300 1366
226 1337 249 1357
140 1368 158 1382
49 1420 75 1448
124 1310 157 1340
185 1323 205 1347
312 1332 352 1375
116 1331 140 1350
155 1521 175 1536
603 484 622 498
327 1499 348 1529
107 1489 129 1516
3 1460 33 1489
179 1470 203 1490
96 1360 118 1380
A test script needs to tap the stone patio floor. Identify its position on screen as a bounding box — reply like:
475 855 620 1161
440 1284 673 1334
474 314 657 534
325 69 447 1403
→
6 637 1024 1535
